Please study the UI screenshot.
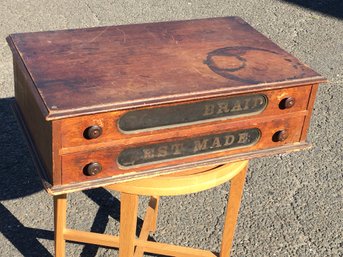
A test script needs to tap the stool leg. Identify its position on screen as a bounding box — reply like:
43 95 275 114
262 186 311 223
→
149 196 160 233
133 196 160 257
54 194 67 257
219 164 248 257
119 192 139 257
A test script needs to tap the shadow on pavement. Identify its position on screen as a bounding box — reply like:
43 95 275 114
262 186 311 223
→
83 188 161 257
0 97 52 256
0 204 54 257
0 98 44 200
0 97 161 257
280 0 343 19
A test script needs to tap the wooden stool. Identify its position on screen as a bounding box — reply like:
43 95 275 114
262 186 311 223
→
54 160 248 257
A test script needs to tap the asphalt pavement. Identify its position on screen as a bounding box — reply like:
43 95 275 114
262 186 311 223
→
0 1 342 256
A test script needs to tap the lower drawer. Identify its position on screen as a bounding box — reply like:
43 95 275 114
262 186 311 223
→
61 115 305 184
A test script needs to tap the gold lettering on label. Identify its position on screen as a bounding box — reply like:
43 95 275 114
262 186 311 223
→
242 98 250 110
237 133 249 144
251 96 264 108
231 101 243 112
203 104 215 116
171 143 183 155
211 137 222 148
143 148 155 159
157 145 168 157
193 139 209 152
217 102 230 114
224 135 235 146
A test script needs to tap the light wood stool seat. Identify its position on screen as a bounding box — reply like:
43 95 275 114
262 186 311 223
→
54 160 249 257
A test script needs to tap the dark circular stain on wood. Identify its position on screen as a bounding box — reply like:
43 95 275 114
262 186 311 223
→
204 46 304 84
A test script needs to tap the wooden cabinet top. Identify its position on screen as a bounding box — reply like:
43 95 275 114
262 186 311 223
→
7 16 325 120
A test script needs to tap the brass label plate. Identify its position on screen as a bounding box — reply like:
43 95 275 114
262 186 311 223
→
118 128 261 167
118 94 267 132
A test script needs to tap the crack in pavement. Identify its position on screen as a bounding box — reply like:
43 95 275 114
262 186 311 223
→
85 2 100 24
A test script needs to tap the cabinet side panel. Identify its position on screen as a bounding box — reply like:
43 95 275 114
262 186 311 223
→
300 84 319 141
52 121 62 185
13 59 54 183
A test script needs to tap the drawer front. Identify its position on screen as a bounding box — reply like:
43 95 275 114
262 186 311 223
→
60 85 311 149
61 115 305 184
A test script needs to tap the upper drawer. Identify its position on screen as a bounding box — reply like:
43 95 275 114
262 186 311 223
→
60 85 311 149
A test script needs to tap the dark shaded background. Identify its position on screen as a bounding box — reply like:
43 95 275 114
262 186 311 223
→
280 0 343 19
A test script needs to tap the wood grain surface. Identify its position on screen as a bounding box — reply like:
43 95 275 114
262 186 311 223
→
7 17 325 120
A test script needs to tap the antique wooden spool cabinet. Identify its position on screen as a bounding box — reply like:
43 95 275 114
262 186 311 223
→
7 17 325 194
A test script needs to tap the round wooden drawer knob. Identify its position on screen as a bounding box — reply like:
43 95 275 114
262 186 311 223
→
279 97 295 109
84 162 102 176
84 125 102 139
273 130 289 142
